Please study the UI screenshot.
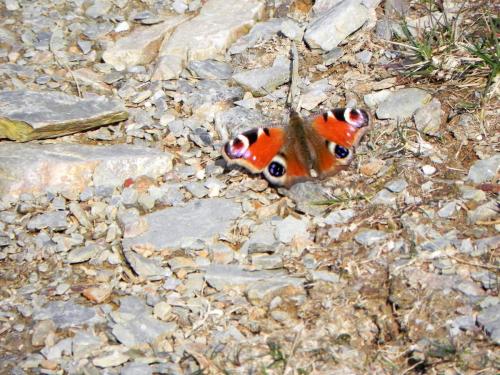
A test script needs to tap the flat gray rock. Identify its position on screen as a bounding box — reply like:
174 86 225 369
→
123 198 242 251
27 211 68 231
304 0 369 51
124 250 170 280
102 15 189 71
376 88 431 120
188 59 233 80
33 301 104 328
0 90 128 141
477 304 500 344
232 56 290 97
0 143 172 200
467 155 500 184
354 229 388 246
204 264 292 291
112 315 177 347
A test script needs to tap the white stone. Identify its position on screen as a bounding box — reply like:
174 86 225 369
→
102 15 189 71
421 165 436 175
304 0 369 51
154 0 264 80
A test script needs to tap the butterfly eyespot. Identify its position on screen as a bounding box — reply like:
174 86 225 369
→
344 108 369 128
224 134 250 159
263 154 288 186
268 161 286 177
334 145 349 159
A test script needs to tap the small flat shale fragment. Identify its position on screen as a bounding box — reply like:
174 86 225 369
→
0 90 128 141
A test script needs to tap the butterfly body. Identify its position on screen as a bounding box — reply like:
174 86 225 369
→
222 108 370 187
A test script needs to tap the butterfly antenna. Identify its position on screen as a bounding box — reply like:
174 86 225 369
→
287 41 301 114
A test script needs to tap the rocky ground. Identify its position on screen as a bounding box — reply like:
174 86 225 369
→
0 0 499 374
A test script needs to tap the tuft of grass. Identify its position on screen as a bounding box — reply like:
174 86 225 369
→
389 1 499 102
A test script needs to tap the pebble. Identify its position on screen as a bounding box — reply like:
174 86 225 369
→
437 201 457 219
324 209 356 225
354 229 388 247
93 350 129 368
385 178 408 193
414 98 443 136
421 165 436 175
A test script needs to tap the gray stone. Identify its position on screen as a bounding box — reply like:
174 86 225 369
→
414 98 443 136
215 106 267 138
310 270 341 283
376 88 432 120
124 250 170 280
354 229 388 246
280 19 304 41
121 187 139 207
468 201 498 224
34 300 104 328
0 143 172 200
304 0 369 51
27 211 68 231
384 178 408 193
241 222 277 254
66 244 102 263
452 281 484 297
32 320 56 346
300 79 331 110
0 90 127 141
232 56 290 97
251 254 283 269
323 47 344 66
275 216 309 243
229 18 283 54
86 0 112 18
121 363 153 375
204 264 289 291
477 304 500 344
459 186 486 202
324 209 356 225
185 181 208 198
285 181 330 216
112 315 177 347
69 202 92 228
155 0 265 79
102 15 189 71
371 189 397 208
437 201 457 219
355 50 372 64
93 351 129 368
188 59 233 80
467 155 500 184
72 330 102 358
123 198 242 250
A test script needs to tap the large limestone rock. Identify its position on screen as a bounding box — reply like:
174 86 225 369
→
0 90 128 142
304 0 370 51
102 15 189 71
0 143 173 200
153 0 265 80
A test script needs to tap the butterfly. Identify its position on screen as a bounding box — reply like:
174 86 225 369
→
222 108 370 187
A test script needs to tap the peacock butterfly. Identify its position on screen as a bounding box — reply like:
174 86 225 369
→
222 107 370 187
